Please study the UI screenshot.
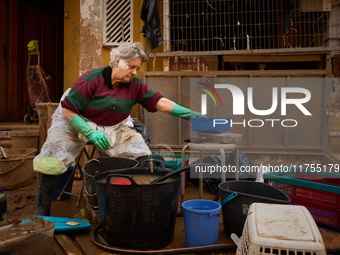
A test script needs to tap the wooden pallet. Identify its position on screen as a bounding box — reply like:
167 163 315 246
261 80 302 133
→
54 231 111 255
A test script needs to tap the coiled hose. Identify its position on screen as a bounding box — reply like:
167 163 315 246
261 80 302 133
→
90 224 237 255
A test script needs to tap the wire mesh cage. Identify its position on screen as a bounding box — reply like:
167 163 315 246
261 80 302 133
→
154 0 339 53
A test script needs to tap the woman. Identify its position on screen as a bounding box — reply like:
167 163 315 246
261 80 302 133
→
33 42 205 216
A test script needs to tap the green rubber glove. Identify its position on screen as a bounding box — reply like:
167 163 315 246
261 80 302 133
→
70 115 111 150
170 104 207 120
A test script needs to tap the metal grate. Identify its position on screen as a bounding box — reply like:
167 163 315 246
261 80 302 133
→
157 0 339 53
103 0 132 46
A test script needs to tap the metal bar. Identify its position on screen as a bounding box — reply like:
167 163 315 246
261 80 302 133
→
220 147 226 182
198 0 201 51
245 1 248 50
176 0 179 51
189 0 192 51
185 0 188 51
240 1 243 50
321 77 328 151
232 1 235 50
206 0 209 51
149 144 324 152
76 177 85 206
57 165 76 201
180 144 189 213
154 47 340 57
214 0 217 50
248 77 253 147
284 76 290 147
235 146 239 181
263 0 266 49
236 145 323 151
255 1 258 49
178 76 182 146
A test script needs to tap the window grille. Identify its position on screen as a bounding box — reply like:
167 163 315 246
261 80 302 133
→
103 0 133 47
157 0 339 53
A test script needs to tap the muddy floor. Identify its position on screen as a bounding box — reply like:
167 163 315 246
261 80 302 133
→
6 178 86 220
4 176 340 253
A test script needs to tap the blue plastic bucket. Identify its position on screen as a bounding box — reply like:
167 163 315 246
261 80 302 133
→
182 199 221 247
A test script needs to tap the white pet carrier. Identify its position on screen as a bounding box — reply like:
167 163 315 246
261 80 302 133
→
236 203 326 255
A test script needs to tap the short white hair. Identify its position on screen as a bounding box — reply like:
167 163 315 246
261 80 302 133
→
109 42 149 68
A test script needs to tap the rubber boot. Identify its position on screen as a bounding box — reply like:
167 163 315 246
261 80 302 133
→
34 172 58 216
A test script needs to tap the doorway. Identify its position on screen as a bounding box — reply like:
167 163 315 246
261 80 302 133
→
0 0 64 122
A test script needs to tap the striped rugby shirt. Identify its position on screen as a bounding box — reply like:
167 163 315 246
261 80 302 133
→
61 66 163 126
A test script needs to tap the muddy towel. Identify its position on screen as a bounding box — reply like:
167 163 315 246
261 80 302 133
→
79 119 151 160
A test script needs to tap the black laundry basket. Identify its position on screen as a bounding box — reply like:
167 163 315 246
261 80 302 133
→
92 160 181 250
218 180 291 237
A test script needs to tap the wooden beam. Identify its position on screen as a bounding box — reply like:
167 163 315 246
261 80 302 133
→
326 54 332 72
74 232 111 255
222 54 321 63
54 238 67 255
55 234 82 255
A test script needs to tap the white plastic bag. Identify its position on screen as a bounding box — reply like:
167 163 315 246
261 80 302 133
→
255 164 269 183
33 107 86 175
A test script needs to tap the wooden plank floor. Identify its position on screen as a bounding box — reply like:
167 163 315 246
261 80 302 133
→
55 231 111 255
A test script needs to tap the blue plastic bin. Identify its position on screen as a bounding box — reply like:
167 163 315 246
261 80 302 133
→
191 117 232 132
151 154 189 170
182 199 221 247
53 166 74 200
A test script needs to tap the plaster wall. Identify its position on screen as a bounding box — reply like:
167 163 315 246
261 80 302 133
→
329 77 340 152
64 0 80 90
79 0 103 74
64 0 152 83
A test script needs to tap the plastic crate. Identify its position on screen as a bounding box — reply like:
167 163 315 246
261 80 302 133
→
151 154 189 170
264 167 340 231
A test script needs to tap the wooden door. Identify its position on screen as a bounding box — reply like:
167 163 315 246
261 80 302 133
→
0 0 63 122
0 0 8 121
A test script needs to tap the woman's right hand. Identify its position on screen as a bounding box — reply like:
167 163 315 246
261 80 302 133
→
85 130 111 150
69 115 111 150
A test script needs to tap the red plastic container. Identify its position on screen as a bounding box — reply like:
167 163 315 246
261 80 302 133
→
264 168 340 231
